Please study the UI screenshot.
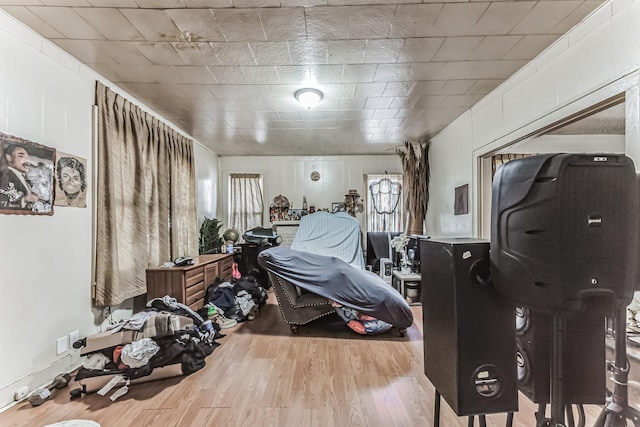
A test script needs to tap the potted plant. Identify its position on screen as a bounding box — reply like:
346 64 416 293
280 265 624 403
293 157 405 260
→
199 217 224 254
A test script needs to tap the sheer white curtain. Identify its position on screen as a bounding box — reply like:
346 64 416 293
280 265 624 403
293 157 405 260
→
366 173 404 232
94 82 197 306
230 173 263 234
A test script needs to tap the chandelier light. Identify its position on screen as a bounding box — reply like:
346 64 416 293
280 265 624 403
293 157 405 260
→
294 88 323 109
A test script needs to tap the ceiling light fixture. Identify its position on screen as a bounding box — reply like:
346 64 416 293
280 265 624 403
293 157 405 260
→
295 88 323 109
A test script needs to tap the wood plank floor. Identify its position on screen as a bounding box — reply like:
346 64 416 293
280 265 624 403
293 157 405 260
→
0 291 611 427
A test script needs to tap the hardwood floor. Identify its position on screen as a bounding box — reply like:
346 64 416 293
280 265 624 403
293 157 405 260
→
0 291 612 427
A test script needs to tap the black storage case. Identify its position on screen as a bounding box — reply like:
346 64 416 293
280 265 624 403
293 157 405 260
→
420 238 518 416
491 153 639 316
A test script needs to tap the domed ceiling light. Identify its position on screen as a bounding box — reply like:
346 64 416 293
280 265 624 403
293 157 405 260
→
294 88 323 109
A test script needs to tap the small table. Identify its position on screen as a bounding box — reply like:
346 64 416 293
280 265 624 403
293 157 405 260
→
392 270 422 302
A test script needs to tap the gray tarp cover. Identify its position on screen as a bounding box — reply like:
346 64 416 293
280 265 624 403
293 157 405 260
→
258 246 414 329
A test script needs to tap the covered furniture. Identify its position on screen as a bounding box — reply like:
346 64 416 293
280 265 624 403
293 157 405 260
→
259 246 413 335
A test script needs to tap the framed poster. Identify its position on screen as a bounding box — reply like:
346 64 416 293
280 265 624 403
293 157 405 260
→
454 184 468 215
0 132 55 215
55 152 87 208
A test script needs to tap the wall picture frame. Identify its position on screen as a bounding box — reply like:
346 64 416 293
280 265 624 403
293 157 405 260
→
0 132 55 215
454 184 469 215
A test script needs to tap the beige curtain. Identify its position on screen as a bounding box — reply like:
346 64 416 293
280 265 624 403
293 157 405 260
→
230 173 263 234
94 82 197 306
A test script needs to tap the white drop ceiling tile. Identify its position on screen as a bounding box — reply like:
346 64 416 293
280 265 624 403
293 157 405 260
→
267 120 294 129
242 66 279 83
557 1 605 38
363 39 404 64
260 98 299 112
210 42 255 65
471 1 535 35
207 66 248 84
339 97 367 109
471 59 527 79
306 6 350 40
39 0 88 5
364 97 392 109
433 36 484 61
363 118 381 128
171 42 221 65
429 3 489 36
502 34 559 60
439 79 477 95
135 42 184 65
167 9 225 42
135 0 185 6
27 6 105 39
310 65 344 83
52 38 113 63
169 65 217 84
342 64 376 83
441 94 484 108
281 0 326 6
397 37 444 63
409 62 446 80
373 64 412 83
210 85 245 99
378 117 404 127
372 108 398 119
74 8 143 41
383 81 416 97
278 111 304 120
276 65 311 83
102 63 156 83
250 42 291 65
214 9 266 42
512 1 582 34
436 60 478 79
259 8 306 41
289 40 328 65
87 0 139 5
327 40 366 64
466 78 503 95
183 0 232 7
92 40 151 64
389 97 410 109
325 83 356 97
122 9 185 42
232 0 280 7
468 35 522 60
412 95 446 109
347 5 395 39
1 6 64 38
389 4 442 38
354 82 386 97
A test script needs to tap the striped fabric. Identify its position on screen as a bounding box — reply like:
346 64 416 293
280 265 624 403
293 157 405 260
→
290 211 366 270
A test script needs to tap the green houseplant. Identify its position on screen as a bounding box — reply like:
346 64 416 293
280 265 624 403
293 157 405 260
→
199 217 224 254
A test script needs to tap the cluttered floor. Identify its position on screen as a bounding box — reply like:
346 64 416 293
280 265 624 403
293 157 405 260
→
0 290 637 427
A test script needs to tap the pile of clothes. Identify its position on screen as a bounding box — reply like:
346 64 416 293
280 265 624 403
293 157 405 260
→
200 274 268 324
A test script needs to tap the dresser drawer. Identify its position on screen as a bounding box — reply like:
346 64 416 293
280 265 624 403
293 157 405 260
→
186 281 205 306
219 258 233 280
204 263 219 287
185 267 204 287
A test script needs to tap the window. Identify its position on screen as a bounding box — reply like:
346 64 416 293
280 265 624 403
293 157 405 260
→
366 173 404 232
229 173 264 234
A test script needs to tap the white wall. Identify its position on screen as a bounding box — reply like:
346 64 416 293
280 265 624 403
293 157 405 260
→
428 0 640 239
220 155 401 232
0 11 220 409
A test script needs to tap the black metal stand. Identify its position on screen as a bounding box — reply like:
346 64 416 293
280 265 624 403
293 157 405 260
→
432 389 513 427
593 306 640 427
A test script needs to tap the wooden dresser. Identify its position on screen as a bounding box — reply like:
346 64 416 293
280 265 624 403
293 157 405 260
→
146 253 234 311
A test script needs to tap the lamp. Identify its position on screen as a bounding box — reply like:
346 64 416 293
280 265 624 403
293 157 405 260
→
294 88 323 109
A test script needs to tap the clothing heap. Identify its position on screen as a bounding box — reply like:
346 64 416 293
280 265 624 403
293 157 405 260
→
199 275 268 324
74 296 223 400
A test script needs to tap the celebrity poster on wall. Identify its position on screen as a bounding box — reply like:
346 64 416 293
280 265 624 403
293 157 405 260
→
54 151 87 208
0 131 55 215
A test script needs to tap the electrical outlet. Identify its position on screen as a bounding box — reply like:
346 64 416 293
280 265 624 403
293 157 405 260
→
56 336 68 355
14 386 29 401
69 330 80 348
